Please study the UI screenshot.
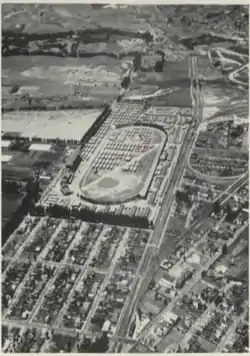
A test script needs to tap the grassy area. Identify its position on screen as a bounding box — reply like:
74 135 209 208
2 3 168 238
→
3 5 247 111
2 55 122 103
2 4 149 33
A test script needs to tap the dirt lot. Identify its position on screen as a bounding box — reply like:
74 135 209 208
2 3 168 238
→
2 109 102 141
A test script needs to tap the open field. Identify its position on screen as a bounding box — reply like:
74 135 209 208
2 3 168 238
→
2 109 102 141
79 125 166 203
2 4 151 33
2 56 122 106
197 41 249 121
3 5 247 112
2 54 192 107
2 4 248 37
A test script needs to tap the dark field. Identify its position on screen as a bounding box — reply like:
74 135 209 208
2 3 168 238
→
2 193 23 230
2 143 66 182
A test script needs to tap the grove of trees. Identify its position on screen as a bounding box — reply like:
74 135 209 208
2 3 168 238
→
33 203 151 229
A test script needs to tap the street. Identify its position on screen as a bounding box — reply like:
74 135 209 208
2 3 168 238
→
129 222 248 352
109 53 205 352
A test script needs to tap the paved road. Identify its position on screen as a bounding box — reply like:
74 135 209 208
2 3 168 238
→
109 54 204 353
209 47 248 87
130 223 249 352
163 171 248 255
176 237 248 351
53 223 96 327
215 303 248 352
122 55 248 352
186 164 243 185
178 303 216 350
130 249 223 351
2 217 47 281
2 318 78 338
80 229 130 336
108 244 156 352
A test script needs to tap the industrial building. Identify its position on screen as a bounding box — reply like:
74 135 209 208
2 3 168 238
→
65 148 81 171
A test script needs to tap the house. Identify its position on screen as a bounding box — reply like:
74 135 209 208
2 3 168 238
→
102 320 111 333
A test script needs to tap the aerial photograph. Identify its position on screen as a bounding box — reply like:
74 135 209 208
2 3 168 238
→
1 3 249 353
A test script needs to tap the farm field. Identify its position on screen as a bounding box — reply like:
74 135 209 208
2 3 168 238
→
2 56 122 106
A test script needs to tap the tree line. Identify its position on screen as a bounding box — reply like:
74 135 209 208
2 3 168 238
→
33 203 152 229
2 180 40 245
2 179 22 194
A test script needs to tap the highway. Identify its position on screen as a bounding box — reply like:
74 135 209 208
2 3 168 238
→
108 54 204 352
110 53 248 352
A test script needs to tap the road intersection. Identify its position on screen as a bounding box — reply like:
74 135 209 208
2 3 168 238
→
108 52 248 352
108 53 205 352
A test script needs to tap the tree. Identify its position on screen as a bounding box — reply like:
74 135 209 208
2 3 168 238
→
137 307 142 320
149 279 156 290
222 244 228 255
176 190 191 205
121 76 131 89
67 341 72 352
212 200 221 214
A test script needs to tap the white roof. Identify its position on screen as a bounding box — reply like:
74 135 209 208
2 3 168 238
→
1 140 11 148
102 320 111 332
2 109 102 142
29 143 51 151
1 155 12 162
215 265 228 274
163 311 179 323
158 278 172 288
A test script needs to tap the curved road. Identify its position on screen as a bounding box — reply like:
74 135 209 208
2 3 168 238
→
108 54 204 353
208 47 248 88
187 47 248 182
